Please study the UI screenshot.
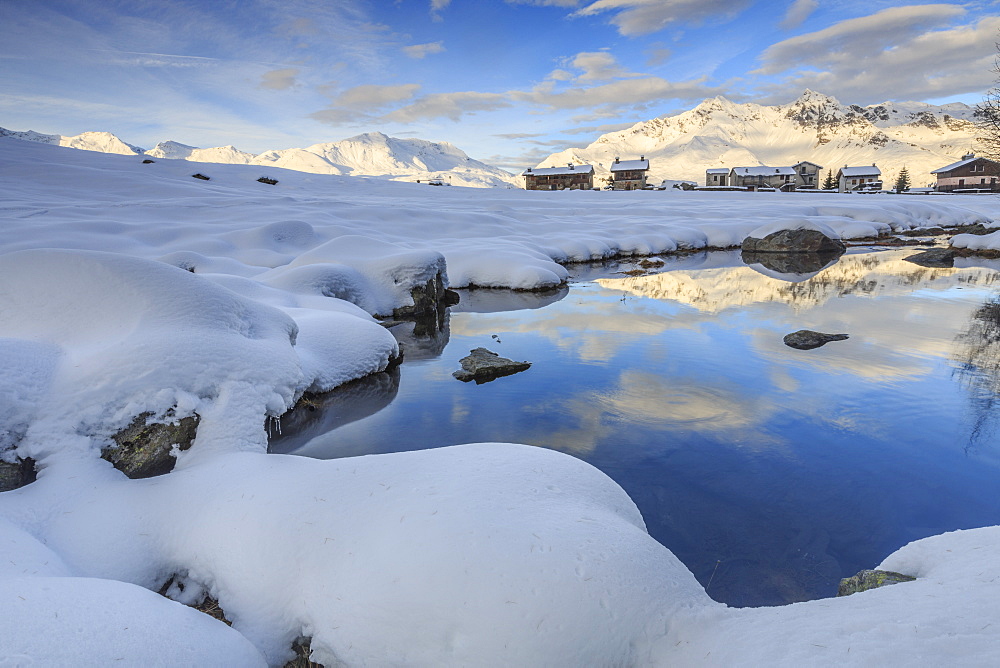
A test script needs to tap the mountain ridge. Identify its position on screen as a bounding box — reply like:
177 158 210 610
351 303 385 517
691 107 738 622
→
538 90 980 187
0 127 517 189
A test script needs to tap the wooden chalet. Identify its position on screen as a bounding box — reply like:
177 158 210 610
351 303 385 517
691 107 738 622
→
729 166 797 190
931 153 1000 193
609 156 650 190
522 164 595 191
837 165 882 193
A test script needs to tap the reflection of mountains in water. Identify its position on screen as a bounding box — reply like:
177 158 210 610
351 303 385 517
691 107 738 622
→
597 252 1000 313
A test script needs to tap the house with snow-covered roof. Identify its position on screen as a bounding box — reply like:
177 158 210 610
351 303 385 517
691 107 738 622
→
729 166 798 191
837 165 882 193
609 156 650 190
792 161 823 189
705 168 730 187
931 153 1000 193
522 164 595 191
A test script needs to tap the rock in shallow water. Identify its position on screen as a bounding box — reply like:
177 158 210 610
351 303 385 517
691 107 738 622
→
742 229 846 254
838 569 915 597
783 330 849 350
453 347 530 383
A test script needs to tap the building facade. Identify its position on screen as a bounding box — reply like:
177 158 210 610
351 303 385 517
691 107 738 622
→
792 161 823 189
609 156 650 190
729 166 797 190
522 164 595 191
705 168 729 187
837 165 882 192
931 154 1000 192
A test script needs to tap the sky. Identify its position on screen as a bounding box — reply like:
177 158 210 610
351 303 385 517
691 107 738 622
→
1 0 999 172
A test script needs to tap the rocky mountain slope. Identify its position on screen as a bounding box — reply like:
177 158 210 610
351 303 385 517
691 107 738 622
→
0 128 517 188
538 90 980 187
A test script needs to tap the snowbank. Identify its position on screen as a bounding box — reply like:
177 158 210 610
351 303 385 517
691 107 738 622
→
2 138 1000 665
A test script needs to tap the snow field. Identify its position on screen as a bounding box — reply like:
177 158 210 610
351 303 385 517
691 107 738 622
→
1 138 1000 665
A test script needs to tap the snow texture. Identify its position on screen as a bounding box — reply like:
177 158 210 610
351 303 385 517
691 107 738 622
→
1 137 1000 665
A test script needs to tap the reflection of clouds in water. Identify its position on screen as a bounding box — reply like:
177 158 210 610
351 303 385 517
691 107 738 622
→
769 366 800 393
535 369 784 457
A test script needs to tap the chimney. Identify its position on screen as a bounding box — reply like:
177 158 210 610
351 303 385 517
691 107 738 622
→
963 152 975 160
568 163 574 170
640 155 645 161
526 168 532 173
615 157 620 163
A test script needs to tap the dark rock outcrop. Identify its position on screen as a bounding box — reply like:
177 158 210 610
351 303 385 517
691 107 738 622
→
742 229 847 254
783 330 849 350
257 176 278 185
102 412 199 478
837 569 915 597
191 173 210 181
0 457 36 492
393 271 449 319
453 347 530 383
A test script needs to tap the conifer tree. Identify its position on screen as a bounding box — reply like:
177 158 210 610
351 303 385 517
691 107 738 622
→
822 170 837 190
894 166 911 192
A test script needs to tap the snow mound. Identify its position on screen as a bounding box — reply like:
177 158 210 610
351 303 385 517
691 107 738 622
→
0 576 265 666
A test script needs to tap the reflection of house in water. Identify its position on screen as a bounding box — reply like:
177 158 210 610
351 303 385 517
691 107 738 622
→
595 252 1000 314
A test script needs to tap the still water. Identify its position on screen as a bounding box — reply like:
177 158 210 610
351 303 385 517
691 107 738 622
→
270 248 1000 608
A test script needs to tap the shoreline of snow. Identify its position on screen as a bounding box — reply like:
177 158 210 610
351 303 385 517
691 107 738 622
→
3 138 1000 665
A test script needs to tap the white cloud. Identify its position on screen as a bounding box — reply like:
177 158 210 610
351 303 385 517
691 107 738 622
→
382 92 512 122
569 51 641 82
513 75 724 110
756 8 1000 103
757 4 967 75
258 68 300 90
333 83 421 107
779 0 818 30
573 0 753 36
403 41 446 59
309 84 422 125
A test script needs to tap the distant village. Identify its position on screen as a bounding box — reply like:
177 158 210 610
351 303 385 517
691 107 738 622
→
521 153 1000 194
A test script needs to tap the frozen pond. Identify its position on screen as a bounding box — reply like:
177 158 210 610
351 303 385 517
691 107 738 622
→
270 247 1000 607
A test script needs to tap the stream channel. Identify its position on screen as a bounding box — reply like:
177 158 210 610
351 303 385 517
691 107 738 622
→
270 246 1000 608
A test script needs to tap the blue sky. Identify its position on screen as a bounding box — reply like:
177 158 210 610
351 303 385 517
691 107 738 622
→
1 0 998 171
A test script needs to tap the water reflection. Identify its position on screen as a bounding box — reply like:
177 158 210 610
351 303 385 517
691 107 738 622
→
269 368 400 454
741 250 842 280
954 297 1000 451
278 248 1000 608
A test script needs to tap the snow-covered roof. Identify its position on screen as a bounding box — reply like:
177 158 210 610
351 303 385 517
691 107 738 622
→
930 156 997 174
731 166 796 176
793 161 823 169
838 166 881 177
610 159 649 172
523 165 595 176
706 168 730 174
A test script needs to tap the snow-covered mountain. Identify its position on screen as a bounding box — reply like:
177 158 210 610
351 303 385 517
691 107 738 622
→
0 127 144 156
538 90 980 187
0 128 517 188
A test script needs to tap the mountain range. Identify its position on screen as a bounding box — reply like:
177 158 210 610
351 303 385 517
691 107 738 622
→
537 90 980 187
0 127 517 188
1 90 982 189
